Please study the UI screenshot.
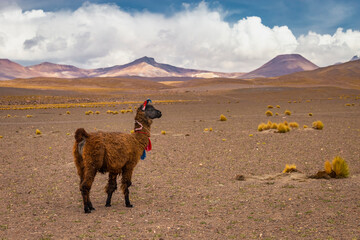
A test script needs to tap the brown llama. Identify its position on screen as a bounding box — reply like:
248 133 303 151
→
73 99 162 213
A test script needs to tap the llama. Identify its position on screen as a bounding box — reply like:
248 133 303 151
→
73 99 162 213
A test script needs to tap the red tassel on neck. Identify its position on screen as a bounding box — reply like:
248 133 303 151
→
146 138 152 151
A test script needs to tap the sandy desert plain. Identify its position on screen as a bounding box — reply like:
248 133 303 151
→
0 81 360 240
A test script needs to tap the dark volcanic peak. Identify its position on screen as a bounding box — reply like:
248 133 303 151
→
243 54 319 78
350 55 359 61
133 56 156 65
125 56 198 73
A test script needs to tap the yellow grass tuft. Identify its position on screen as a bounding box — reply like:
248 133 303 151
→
284 110 291 115
283 164 297 173
204 128 209 132
309 113 313 116
289 122 299 128
303 125 308 128
312 120 324 130
26 115 32 118
258 123 266 131
324 160 332 174
220 114 227 121
331 156 349 178
266 120 272 128
271 122 278 129
66 111 70 114
35 129 42 135
267 105 274 109
265 110 273 116
283 121 288 126
121 110 126 114
161 130 166 135
277 123 288 133
249 134 253 137
130 130 134 134
209 128 213 131
0 136 3 139
276 105 280 108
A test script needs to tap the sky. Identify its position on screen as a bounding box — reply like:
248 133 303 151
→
0 0 359 72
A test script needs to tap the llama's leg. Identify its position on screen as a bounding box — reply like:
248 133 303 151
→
105 173 118 207
80 167 97 213
121 164 134 208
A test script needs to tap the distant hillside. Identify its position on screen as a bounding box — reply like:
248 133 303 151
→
0 77 174 93
253 59 360 88
28 62 89 78
0 59 37 80
0 57 244 80
242 54 318 78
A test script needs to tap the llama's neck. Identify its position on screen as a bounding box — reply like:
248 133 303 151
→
133 118 152 149
134 120 151 136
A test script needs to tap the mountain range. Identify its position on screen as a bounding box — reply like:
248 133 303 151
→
0 57 359 91
0 54 325 80
0 56 243 80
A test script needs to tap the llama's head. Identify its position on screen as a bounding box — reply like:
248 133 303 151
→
135 99 162 126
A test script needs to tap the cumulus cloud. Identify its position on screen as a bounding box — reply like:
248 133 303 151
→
0 2 359 72
296 28 360 66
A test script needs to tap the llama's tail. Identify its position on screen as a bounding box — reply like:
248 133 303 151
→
74 128 89 179
75 128 89 143
74 128 89 160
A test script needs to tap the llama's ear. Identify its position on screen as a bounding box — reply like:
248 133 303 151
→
141 99 152 111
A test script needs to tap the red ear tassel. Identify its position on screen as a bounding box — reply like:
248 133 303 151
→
142 101 147 110
142 99 152 110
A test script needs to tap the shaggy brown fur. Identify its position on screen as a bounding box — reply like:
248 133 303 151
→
73 101 161 213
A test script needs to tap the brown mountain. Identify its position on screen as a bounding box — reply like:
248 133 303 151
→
242 54 319 79
92 56 206 78
253 59 360 88
0 59 38 80
28 62 89 78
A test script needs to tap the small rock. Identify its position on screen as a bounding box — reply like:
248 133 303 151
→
235 175 245 181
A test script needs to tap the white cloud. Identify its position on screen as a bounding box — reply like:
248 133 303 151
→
0 2 359 72
296 28 360 66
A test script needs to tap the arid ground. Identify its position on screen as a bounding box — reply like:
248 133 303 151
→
0 86 359 239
